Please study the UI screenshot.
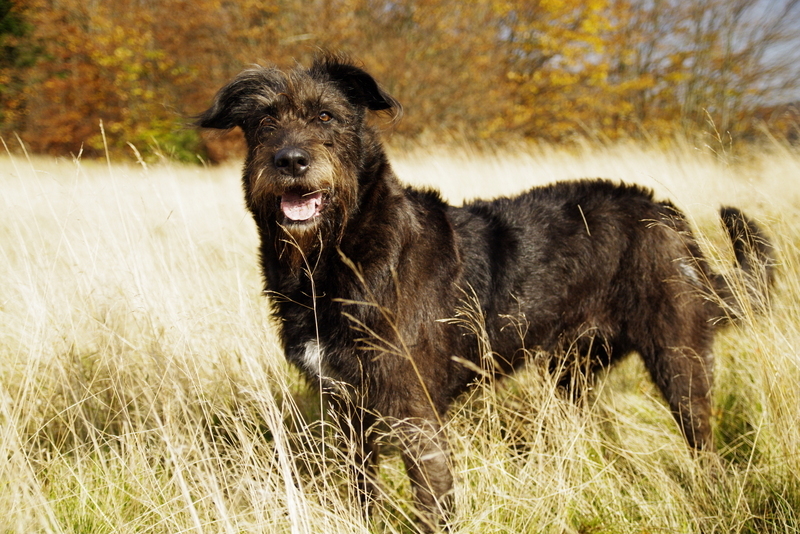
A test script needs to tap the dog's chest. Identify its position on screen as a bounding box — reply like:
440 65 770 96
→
288 337 366 386
297 340 327 378
274 253 392 385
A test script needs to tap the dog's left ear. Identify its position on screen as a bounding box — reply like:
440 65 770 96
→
315 57 402 118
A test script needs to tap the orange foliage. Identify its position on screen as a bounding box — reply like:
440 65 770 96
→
2 0 799 160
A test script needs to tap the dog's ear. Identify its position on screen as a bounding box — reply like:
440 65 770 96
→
314 56 402 118
197 67 284 130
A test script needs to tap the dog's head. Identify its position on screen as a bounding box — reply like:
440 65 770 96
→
198 55 400 261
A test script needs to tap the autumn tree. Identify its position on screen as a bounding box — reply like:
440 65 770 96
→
487 0 615 140
0 0 38 138
605 0 800 141
3 0 800 159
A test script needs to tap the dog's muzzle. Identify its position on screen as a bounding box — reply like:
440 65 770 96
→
273 147 326 222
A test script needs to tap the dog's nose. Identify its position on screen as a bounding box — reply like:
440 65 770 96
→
274 147 311 176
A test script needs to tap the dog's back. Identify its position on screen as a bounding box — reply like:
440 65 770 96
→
450 179 698 355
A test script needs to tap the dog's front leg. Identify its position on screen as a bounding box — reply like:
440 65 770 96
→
331 397 380 516
395 415 454 532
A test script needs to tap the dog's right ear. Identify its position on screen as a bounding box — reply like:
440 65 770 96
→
312 55 403 121
197 67 284 130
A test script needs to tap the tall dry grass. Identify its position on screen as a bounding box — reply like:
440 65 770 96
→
1 140 799 533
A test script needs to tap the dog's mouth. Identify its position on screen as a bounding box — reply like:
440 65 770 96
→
279 189 325 222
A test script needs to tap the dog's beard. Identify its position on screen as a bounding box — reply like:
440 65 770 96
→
276 187 356 273
277 218 325 273
276 189 327 272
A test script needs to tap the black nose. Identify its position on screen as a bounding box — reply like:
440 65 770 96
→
274 147 310 176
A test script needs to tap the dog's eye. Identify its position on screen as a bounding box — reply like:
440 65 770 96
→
260 116 278 129
318 111 333 123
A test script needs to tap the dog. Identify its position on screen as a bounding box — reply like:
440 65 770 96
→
197 54 774 531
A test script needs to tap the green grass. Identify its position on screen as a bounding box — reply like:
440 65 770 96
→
1 140 799 533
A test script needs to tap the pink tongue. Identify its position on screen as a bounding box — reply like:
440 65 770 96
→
280 191 323 221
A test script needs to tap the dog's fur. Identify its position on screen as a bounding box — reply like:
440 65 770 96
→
198 54 774 530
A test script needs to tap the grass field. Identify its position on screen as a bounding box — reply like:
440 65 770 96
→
1 139 799 533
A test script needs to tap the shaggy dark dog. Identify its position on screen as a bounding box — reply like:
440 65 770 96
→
197 54 773 531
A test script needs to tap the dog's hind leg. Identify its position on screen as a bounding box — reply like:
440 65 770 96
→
642 345 715 451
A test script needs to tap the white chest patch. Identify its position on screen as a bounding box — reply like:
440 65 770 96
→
301 340 326 377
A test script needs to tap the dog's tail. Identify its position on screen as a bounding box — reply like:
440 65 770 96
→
712 207 776 322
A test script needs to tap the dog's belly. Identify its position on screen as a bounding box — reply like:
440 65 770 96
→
480 307 618 372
